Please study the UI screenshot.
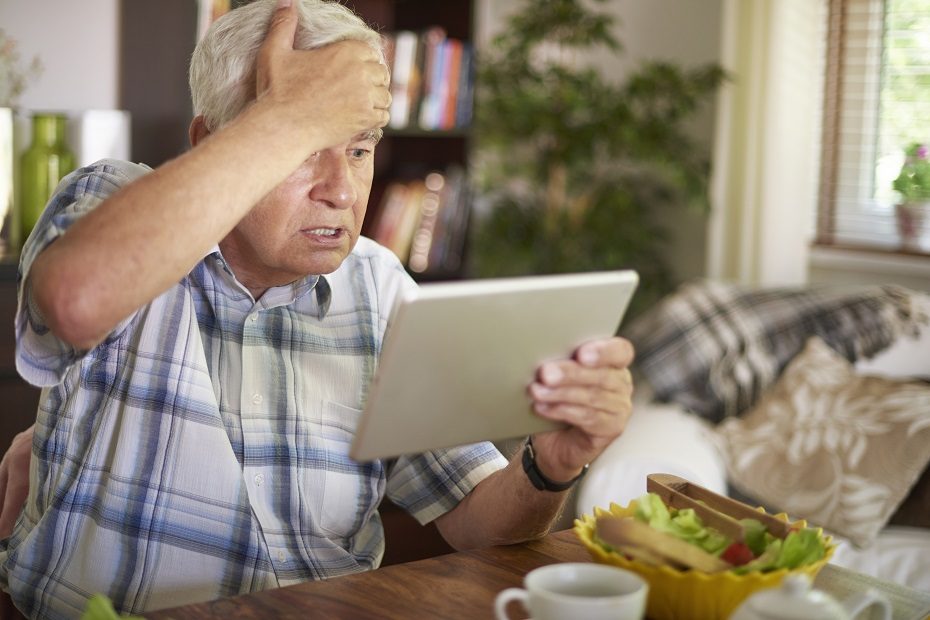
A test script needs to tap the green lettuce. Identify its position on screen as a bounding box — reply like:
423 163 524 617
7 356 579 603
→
633 493 825 573
80 594 145 620
741 517 774 556
634 493 729 555
775 527 825 570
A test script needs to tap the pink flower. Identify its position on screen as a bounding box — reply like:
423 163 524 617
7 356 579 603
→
918 145 929 160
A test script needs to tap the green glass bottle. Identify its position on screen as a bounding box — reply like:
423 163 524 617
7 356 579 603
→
20 113 76 242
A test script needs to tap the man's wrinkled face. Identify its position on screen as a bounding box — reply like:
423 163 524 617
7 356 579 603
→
220 130 380 291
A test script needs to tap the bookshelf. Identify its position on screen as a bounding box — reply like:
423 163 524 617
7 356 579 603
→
346 0 477 282
345 0 478 564
122 0 476 282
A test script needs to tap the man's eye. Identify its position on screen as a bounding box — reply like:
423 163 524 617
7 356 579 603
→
349 148 372 159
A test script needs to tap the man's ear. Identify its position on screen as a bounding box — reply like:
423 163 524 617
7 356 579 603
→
189 115 211 148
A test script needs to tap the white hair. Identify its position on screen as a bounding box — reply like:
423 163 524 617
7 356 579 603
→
189 0 383 131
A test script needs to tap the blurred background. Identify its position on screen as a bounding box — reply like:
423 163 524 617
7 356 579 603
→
1 0 929 574
1 0 928 296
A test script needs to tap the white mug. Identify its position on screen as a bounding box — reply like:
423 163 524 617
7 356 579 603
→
494 562 648 620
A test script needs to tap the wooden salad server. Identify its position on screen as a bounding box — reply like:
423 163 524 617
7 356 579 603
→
595 515 731 573
646 473 793 540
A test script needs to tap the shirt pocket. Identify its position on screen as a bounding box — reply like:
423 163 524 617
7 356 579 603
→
316 401 384 539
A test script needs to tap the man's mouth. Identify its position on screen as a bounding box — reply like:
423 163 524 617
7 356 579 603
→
304 227 342 238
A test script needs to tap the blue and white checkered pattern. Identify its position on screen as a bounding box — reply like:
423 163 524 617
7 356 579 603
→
0 160 507 618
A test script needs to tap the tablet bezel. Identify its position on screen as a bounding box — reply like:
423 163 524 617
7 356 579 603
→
350 270 639 461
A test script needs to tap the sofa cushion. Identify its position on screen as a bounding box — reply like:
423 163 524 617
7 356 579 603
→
714 337 930 548
575 391 728 519
623 281 930 423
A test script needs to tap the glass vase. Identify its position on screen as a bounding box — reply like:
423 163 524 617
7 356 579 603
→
20 113 75 242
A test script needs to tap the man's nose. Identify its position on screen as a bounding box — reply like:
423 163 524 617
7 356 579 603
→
308 151 358 209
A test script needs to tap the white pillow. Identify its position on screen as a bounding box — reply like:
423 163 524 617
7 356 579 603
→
854 324 930 379
575 393 728 519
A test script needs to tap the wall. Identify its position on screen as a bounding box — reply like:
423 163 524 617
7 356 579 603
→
808 247 930 293
476 0 724 285
708 0 827 287
0 0 120 112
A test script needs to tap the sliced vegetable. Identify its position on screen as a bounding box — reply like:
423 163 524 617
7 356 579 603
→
80 594 145 620
721 542 755 566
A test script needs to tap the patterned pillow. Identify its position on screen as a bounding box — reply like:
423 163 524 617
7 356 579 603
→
623 281 930 423
713 337 930 548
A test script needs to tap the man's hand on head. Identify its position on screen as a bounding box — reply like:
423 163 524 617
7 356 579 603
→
256 0 391 150
526 337 636 484
0 425 33 539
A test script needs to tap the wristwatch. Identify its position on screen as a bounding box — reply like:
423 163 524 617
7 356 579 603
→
521 436 589 492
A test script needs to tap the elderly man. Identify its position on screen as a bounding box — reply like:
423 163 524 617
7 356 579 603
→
0 0 634 617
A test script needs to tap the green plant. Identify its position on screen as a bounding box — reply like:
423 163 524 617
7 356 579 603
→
0 30 43 109
469 0 725 314
892 143 930 203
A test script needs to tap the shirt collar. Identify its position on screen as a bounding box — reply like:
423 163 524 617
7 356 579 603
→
204 246 333 319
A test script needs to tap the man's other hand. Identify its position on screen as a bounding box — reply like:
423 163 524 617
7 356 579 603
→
527 337 635 484
256 0 391 148
0 425 33 538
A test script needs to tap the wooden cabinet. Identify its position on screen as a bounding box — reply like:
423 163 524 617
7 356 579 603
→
0 257 41 454
119 0 198 168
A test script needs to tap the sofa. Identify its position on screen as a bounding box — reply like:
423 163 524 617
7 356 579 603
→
573 280 930 592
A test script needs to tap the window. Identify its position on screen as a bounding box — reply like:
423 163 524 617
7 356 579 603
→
816 0 930 254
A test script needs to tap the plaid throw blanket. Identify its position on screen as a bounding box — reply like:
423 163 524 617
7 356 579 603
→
622 281 930 424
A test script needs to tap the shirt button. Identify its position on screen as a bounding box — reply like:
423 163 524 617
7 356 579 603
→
250 315 258 323
277 550 286 563
252 393 263 405
254 473 264 486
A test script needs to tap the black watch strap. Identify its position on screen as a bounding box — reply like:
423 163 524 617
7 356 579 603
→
521 436 589 492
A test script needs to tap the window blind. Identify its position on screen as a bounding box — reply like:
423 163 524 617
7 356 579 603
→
817 0 930 252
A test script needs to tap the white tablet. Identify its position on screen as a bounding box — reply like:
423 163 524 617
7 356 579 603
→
349 270 639 461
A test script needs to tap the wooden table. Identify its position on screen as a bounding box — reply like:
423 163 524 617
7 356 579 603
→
146 529 590 619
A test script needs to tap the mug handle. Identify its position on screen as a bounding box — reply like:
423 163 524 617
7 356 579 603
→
494 587 530 620
843 588 892 620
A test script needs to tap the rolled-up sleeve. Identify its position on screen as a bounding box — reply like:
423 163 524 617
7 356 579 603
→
386 442 508 524
15 159 151 387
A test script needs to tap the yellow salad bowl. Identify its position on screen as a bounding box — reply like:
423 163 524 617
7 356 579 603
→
574 500 836 620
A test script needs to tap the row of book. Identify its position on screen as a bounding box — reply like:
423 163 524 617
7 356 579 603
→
371 166 470 275
386 28 475 131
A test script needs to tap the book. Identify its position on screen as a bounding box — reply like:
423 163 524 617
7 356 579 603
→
439 39 463 131
371 181 409 248
373 167 471 275
455 43 475 128
428 165 469 273
389 179 427 264
407 171 445 273
385 26 474 132
417 27 447 130
388 31 419 129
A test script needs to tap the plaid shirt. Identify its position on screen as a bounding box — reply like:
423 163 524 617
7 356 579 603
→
0 160 506 619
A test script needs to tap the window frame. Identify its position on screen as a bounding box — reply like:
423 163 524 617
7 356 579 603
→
815 0 930 258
